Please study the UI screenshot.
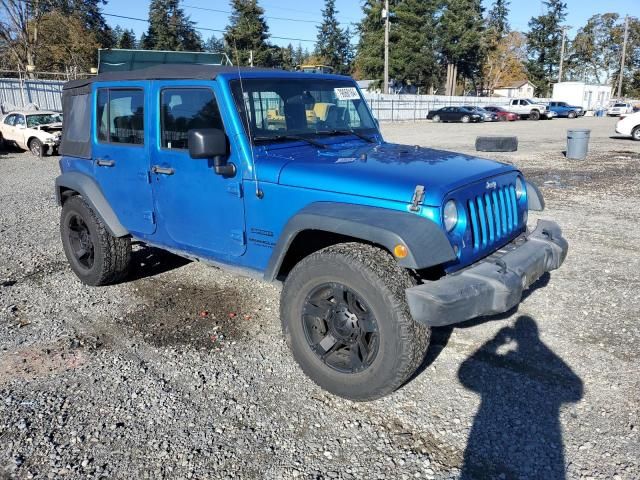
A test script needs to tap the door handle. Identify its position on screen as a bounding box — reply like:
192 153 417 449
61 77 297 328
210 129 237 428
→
151 165 175 175
96 159 115 167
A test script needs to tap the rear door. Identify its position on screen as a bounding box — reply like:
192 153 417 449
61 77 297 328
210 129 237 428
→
92 84 156 235
149 81 246 257
1 114 17 142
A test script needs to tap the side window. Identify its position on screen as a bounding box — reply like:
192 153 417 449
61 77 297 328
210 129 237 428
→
96 88 144 145
160 88 223 149
14 115 25 127
4 114 16 126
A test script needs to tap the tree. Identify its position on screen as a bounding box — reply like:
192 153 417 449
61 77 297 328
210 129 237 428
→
118 29 137 49
224 0 275 67
314 0 352 74
293 43 305 67
354 1 385 82
483 31 527 92
35 10 100 73
142 0 203 51
392 0 440 92
438 0 486 94
487 0 510 38
0 0 46 75
525 0 567 96
44 0 115 49
204 35 225 53
281 43 295 70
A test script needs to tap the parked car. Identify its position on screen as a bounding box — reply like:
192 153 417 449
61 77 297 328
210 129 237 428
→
462 106 498 122
56 65 567 401
0 110 62 156
427 106 483 123
506 99 555 120
615 111 640 140
548 101 584 118
607 102 634 116
484 106 519 121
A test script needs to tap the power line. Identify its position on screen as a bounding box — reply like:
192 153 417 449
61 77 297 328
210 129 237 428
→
182 4 322 25
102 12 318 44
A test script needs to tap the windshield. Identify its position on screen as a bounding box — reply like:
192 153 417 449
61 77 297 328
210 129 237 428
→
26 114 59 128
230 78 378 143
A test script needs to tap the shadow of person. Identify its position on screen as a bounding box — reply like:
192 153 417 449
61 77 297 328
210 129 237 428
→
458 316 583 479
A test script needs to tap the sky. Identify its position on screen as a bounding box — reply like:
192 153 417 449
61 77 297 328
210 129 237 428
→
103 0 640 48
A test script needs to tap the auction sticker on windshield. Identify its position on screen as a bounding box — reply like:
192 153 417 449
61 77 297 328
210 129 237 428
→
334 87 360 101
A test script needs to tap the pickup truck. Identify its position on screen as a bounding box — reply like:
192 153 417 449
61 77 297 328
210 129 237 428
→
506 99 555 120
55 65 567 400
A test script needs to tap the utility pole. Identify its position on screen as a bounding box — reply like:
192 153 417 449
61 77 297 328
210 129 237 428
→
249 50 254 68
558 26 567 83
617 15 629 98
383 0 390 94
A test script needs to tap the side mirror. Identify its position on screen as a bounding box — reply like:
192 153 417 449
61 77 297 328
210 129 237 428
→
188 128 235 177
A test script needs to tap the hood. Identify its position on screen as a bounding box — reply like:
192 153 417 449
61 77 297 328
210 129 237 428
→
257 141 516 205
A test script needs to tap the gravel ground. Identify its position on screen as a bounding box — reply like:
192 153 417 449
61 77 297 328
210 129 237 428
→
1 116 638 479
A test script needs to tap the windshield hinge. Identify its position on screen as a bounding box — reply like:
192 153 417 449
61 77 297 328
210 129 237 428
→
410 185 425 212
226 182 243 198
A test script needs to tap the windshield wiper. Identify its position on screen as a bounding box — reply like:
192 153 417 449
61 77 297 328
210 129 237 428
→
253 134 327 149
315 129 376 143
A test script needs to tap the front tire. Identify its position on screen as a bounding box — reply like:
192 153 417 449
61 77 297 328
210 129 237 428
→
60 196 131 286
432 115 440 123
632 127 640 141
28 138 44 157
280 243 430 401
529 110 540 121
568 111 577 119
461 115 470 123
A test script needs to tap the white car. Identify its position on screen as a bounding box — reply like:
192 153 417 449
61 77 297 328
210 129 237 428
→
0 110 62 157
607 102 634 117
506 98 555 120
615 111 640 141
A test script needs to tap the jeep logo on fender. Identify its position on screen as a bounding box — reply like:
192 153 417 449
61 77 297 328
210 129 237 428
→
486 181 497 190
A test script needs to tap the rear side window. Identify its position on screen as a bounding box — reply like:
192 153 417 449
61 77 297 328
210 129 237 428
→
4 114 16 125
160 88 223 150
96 88 144 145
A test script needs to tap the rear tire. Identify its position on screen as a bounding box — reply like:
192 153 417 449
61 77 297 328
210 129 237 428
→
280 243 430 401
60 196 131 286
529 110 540 121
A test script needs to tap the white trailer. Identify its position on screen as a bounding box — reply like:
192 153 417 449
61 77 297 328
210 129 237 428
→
552 82 612 111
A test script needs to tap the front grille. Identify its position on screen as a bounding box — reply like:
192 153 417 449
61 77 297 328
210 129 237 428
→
467 185 519 251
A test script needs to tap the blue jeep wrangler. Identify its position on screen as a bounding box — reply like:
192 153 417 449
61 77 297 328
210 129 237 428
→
56 65 567 400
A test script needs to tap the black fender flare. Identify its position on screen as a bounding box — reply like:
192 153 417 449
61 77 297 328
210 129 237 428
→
55 172 128 237
264 202 456 281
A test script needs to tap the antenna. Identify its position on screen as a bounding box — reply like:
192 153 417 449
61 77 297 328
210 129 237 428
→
233 39 263 199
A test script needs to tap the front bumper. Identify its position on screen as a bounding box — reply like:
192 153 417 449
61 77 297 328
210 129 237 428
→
406 220 568 327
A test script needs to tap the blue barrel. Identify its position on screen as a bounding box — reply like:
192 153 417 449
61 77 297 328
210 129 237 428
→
566 129 591 160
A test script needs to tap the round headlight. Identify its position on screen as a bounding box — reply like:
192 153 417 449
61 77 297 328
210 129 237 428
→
443 200 458 232
515 177 525 199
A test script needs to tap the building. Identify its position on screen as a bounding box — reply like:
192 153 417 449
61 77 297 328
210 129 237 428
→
552 82 612 110
493 80 536 98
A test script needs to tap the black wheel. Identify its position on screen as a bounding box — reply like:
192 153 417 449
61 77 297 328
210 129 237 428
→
529 110 540 121
568 111 577 119
281 243 430 401
632 127 640 141
60 196 131 286
432 115 440 123
28 138 44 157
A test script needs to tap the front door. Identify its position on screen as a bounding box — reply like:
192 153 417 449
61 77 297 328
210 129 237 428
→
92 85 156 235
150 82 246 258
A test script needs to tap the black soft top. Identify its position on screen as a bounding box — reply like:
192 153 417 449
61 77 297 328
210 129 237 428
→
63 64 276 90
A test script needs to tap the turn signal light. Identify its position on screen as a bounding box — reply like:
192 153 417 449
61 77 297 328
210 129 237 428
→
394 244 408 258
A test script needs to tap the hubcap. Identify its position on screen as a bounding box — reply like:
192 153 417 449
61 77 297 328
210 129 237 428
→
68 214 94 269
31 142 40 156
302 283 379 374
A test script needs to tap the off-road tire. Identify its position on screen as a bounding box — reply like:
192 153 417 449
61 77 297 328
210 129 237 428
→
60 195 131 286
280 243 430 401
28 138 44 157
432 115 440 123
461 115 471 123
632 126 640 141
529 110 541 121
